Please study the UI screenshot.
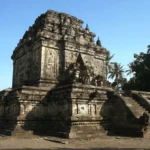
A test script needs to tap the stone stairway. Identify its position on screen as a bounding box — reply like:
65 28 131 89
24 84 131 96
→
106 91 150 137
122 96 150 137
131 91 150 114
121 96 149 118
110 95 150 137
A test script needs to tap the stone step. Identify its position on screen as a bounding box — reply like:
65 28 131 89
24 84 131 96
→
130 109 146 117
132 107 142 111
125 102 140 107
126 103 143 108
125 100 140 105
126 105 145 110
132 109 145 112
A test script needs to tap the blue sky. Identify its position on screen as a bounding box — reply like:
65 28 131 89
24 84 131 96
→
0 0 150 90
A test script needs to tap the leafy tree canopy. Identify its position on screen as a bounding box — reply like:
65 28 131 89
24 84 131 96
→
123 47 150 91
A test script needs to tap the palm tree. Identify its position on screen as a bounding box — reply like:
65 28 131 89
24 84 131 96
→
109 63 124 90
106 51 114 79
126 62 133 76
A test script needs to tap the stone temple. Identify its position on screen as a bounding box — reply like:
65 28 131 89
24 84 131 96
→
0 10 150 138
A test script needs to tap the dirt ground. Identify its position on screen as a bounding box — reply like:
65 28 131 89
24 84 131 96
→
0 136 150 150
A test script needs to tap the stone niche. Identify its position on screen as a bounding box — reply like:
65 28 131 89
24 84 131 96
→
0 10 112 138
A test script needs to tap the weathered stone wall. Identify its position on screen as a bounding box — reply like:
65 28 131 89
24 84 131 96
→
12 46 41 88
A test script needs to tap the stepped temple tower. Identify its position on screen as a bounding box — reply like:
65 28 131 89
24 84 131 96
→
11 10 107 88
0 10 150 138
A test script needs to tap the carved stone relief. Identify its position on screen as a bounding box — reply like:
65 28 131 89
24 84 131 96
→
74 104 88 115
44 48 58 79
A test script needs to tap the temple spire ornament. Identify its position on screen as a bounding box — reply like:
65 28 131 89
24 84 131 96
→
85 24 89 31
96 36 101 46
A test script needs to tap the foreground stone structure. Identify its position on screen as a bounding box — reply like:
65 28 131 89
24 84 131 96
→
0 10 112 138
0 10 149 138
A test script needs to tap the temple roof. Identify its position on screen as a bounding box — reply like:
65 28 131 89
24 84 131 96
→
12 10 107 60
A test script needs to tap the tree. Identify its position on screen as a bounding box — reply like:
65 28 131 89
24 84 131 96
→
106 51 114 79
126 62 134 76
123 46 150 91
147 45 150 54
109 62 125 91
